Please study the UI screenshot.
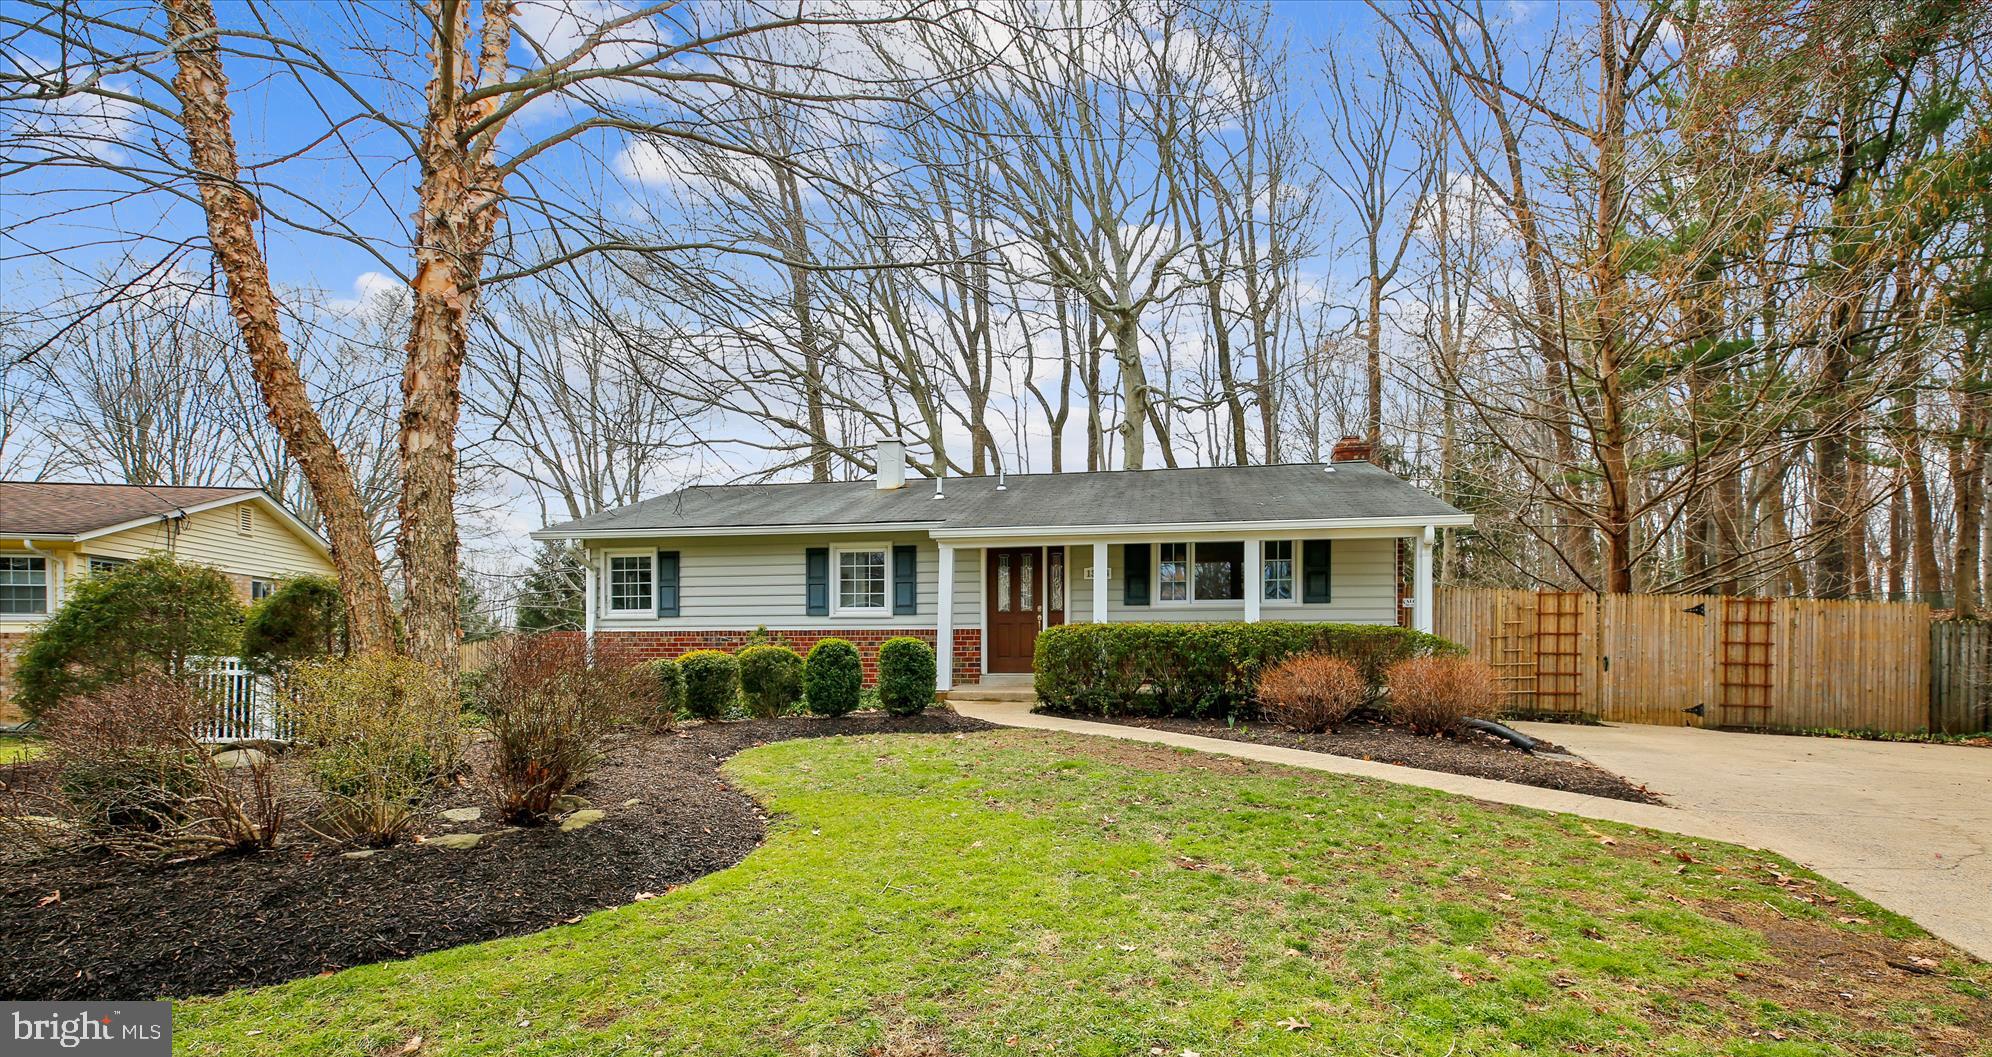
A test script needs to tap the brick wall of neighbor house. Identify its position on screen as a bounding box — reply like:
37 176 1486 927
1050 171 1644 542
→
595 627 983 687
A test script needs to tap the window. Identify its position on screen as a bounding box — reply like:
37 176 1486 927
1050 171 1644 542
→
0 555 48 615
87 556 132 577
1158 543 1189 601
606 553 654 613
1153 542 1285 603
835 547 888 613
251 579 276 601
1263 540 1294 602
1194 541 1245 601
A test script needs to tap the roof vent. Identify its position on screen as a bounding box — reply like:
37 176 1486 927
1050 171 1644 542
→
933 469 946 501
874 438 906 490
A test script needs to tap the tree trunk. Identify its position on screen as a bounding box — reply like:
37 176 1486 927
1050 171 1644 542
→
163 0 399 654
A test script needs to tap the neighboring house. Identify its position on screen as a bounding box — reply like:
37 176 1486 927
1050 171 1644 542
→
0 482 338 721
533 438 1472 691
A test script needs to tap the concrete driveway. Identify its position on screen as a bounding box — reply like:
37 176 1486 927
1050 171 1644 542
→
1514 722 1992 960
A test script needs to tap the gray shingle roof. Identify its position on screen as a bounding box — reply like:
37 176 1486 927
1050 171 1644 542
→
539 462 1464 537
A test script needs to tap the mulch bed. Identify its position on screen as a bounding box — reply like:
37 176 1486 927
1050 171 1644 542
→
0 711 989 1002
1042 712 1664 805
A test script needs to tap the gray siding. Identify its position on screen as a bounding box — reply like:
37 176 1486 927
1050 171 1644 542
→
594 533 980 631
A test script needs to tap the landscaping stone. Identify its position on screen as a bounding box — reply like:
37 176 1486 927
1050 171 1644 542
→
340 850 376 861
211 747 268 769
558 809 605 832
439 807 482 824
426 833 483 850
551 794 590 814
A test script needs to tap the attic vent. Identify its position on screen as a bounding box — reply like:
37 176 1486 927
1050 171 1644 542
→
238 506 253 534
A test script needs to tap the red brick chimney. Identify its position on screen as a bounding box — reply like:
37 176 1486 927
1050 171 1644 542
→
1330 435 1374 463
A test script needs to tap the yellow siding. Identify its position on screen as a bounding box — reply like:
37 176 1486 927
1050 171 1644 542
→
78 499 333 585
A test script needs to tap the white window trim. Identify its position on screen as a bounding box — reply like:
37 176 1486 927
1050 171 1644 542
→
1261 538 1306 607
603 548 657 617
831 543 892 618
0 553 53 618
1150 539 1309 606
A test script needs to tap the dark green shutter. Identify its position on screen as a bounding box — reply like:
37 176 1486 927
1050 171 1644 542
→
1302 540 1333 604
805 547 830 616
1122 543 1151 606
892 544 918 615
656 550 680 617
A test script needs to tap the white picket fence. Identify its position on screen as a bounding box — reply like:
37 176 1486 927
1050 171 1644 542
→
189 657 291 743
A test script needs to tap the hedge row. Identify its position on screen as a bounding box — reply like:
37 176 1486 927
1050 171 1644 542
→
1033 621 1465 718
646 636 938 720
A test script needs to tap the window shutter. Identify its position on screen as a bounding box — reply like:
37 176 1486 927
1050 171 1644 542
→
1122 543 1150 606
805 547 830 616
1302 540 1333 604
892 544 918 615
656 550 680 617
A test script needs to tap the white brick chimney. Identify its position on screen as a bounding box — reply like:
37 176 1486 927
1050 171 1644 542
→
874 438 906 490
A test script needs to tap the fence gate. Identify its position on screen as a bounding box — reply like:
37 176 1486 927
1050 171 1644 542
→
1533 591 1586 716
1717 597 1774 728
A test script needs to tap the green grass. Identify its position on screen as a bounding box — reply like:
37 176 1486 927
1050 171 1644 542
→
175 730 1989 1056
0 735 40 763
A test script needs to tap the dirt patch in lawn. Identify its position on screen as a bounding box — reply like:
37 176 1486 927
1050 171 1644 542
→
0 711 990 1002
1041 712 1664 804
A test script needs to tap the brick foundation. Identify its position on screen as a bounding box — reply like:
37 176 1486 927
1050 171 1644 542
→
592 628 983 686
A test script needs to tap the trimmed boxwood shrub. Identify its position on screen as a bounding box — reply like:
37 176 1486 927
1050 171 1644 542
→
644 657 685 728
240 574 347 674
1033 621 1463 718
679 650 739 720
876 637 936 716
737 644 805 718
804 638 862 717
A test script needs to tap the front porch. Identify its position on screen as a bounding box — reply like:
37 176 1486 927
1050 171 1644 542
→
932 527 1440 692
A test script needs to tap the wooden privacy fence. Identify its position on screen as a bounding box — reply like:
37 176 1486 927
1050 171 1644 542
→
1930 620 1992 734
1435 587 1948 733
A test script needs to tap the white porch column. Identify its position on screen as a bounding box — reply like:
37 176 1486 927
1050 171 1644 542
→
1091 541 1109 624
1414 526 1435 633
582 547 598 644
937 542 955 691
1243 538 1262 623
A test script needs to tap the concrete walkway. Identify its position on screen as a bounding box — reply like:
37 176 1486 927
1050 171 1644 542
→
950 700 1992 960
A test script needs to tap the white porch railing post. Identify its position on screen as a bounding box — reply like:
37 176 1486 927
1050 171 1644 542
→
1414 526 1435 633
1244 538 1262 623
936 543 955 691
1091 541 1109 624
582 547 598 654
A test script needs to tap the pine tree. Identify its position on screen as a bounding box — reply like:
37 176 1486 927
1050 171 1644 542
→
515 542 585 633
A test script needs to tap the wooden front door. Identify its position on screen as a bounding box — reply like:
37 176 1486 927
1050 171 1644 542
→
987 547 1047 673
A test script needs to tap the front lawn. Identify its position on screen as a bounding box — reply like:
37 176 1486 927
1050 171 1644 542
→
0 735 40 763
177 729 1989 1056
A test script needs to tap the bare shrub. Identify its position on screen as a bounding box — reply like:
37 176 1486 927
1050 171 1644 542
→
1256 655 1367 733
1386 657 1502 736
290 653 461 846
0 673 288 860
476 634 647 825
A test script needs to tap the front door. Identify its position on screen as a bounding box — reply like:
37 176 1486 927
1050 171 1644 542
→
987 547 1045 673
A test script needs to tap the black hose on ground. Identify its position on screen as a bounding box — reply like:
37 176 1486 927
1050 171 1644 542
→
1461 717 1540 753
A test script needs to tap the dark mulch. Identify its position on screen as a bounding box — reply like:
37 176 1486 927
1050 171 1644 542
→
0 711 989 1002
1042 712 1664 805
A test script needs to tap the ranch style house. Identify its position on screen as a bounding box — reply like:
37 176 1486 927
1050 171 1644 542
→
534 438 1473 691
